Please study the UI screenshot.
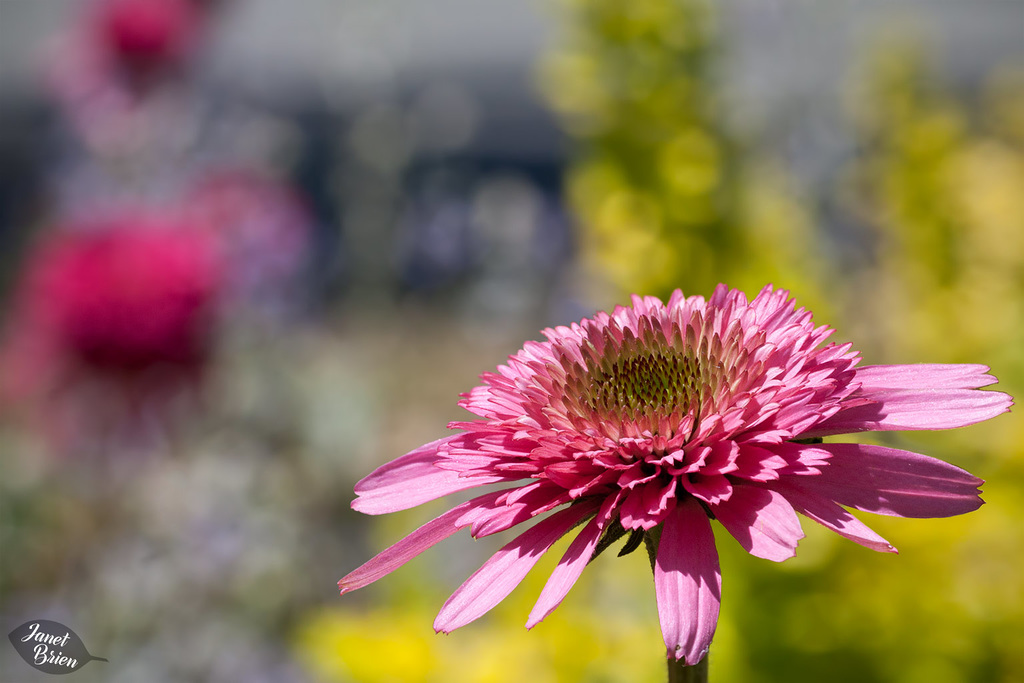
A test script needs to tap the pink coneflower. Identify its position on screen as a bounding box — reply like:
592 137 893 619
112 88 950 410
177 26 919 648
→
338 285 1011 667
0 217 221 451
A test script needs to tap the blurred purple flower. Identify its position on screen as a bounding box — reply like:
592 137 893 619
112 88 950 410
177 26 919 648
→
186 170 313 315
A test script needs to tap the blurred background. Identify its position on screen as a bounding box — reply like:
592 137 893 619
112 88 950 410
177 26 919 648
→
0 0 1022 681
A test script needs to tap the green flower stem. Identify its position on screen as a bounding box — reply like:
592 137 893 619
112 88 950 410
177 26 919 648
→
668 653 708 683
645 527 710 683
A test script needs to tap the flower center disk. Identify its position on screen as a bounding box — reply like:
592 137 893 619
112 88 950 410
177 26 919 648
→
587 350 702 418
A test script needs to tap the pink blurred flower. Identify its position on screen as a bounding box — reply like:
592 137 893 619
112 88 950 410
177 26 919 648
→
42 0 206 155
47 0 202 95
98 0 200 79
1 216 222 450
339 285 1012 664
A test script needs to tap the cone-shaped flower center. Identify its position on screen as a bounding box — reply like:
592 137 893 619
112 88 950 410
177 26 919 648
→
558 318 733 439
587 349 702 417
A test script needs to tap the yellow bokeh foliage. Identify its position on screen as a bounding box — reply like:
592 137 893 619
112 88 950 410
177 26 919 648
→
539 0 829 318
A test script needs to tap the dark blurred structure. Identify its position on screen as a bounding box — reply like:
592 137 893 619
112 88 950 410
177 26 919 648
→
0 0 577 323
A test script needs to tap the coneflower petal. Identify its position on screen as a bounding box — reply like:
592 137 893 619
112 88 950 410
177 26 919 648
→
792 443 985 518
854 363 1000 390
654 498 721 665
434 500 601 633
805 388 1011 436
352 436 507 515
526 514 605 629
766 480 897 554
712 486 804 562
339 489 507 593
